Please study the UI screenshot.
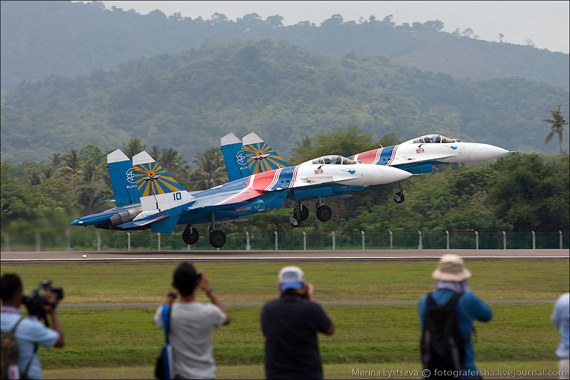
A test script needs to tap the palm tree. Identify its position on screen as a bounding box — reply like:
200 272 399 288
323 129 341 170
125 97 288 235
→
189 148 228 190
542 105 568 154
122 138 146 159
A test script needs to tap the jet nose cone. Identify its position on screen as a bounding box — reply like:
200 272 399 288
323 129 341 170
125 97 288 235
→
465 143 509 162
70 219 82 226
372 165 413 184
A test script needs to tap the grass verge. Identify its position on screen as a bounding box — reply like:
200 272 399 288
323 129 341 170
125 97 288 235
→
1 260 568 303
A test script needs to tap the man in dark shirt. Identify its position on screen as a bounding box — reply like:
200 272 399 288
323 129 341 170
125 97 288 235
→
260 265 335 379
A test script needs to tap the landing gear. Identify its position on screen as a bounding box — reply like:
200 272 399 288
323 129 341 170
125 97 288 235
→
208 212 226 248
209 230 226 248
182 225 199 245
315 198 332 222
290 202 309 228
393 182 405 204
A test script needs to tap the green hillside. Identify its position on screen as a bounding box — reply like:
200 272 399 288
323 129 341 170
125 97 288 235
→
1 40 568 163
1 1 567 91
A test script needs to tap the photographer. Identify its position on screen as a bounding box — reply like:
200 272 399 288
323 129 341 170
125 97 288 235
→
1 274 64 379
153 262 230 379
260 266 335 379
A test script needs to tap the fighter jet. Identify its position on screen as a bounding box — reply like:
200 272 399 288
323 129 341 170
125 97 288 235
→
221 132 509 215
71 147 411 247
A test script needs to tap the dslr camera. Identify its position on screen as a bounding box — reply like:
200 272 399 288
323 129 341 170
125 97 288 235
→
23 280 64 326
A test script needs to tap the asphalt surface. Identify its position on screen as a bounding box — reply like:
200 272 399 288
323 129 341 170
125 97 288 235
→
1 249 568 263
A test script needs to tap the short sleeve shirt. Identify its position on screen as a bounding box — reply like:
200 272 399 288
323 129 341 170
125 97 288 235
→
1 307 60 379
261 295 332 379
153 302 226 379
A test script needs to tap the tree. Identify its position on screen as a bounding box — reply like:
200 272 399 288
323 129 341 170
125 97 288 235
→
542 105 568 154
122 138 146 159
188 147 228 190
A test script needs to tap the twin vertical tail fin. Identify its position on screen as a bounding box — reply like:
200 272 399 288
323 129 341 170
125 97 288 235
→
107 149 141 206
221 132 289 179
221 133 252 181
132 151 186 197
242 132 289 174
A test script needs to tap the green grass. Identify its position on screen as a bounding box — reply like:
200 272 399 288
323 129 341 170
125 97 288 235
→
1 260 568 303
43 362 564 379
2 260 567 378
36 303 561 369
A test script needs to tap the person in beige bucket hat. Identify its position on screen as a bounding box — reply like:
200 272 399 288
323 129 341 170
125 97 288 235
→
419 254 492 378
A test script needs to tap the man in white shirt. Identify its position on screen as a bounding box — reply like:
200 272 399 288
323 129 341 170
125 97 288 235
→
153 262 230 379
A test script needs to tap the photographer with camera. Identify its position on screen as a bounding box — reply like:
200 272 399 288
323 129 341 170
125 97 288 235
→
260 266 335 379
1 274 64 379
153 262 230 379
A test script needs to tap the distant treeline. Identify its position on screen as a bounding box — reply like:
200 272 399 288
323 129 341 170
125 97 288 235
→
1 129 568 243
1 40 568 163
1 1 568 91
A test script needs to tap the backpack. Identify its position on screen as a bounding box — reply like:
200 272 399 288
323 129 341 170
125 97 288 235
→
1 317 23 379
420 292 466 378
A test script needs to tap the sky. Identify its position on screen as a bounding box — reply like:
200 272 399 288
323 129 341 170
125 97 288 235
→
98 1 569 54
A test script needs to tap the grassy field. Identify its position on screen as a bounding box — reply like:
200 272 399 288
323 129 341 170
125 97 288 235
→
1 260 568 378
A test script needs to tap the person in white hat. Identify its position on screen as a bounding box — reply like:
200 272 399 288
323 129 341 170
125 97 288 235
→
418 254 492 378
260 266 335 379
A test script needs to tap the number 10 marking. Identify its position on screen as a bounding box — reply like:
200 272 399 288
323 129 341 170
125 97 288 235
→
173 192 182 200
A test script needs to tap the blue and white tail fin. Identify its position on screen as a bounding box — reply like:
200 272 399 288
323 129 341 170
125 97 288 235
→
242 132 289 174
107 149 141 206
132 151 186 197
221 133 251 181
220 132 290 179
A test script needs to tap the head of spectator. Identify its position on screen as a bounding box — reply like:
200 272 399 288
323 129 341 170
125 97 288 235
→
1 273 24 307
432 254 472 282
172 262 200 297
278 265 306 294
432 254 472 293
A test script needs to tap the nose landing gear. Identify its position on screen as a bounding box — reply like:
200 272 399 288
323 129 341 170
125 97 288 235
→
393 181 405 203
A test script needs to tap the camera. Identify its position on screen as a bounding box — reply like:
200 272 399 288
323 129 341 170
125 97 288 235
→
23 280 64 325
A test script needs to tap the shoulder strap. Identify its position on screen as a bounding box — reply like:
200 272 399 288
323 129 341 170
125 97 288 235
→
9 316 25 334
161 305 171 344
445 292 462 308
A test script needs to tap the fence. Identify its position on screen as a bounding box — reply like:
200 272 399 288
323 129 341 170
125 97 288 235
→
1 229 568 252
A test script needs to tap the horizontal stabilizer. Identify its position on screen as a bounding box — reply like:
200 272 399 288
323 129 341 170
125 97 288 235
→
151 215 181 233
117 214 169 229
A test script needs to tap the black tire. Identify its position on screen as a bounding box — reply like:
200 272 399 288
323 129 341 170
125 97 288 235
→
393 192 405 203
182 227 199 245
299 205 309 221
316 205 332 222
209 230 226 248
289 217 301 228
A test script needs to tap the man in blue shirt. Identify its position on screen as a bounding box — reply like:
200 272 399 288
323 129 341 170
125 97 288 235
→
418 254 492 379
1 274 65 379
551 292 569 379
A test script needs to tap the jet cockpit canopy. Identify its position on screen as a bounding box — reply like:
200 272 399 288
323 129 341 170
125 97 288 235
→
303 155 357 165
405 134 458 144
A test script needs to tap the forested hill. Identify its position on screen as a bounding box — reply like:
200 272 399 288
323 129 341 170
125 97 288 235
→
1 1 568 91
2 39 568 163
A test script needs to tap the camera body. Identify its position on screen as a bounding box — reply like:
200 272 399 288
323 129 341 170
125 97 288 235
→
23 280 64 321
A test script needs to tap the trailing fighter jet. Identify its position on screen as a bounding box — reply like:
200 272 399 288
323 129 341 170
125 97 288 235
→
71 146 411 248
221 132 509 209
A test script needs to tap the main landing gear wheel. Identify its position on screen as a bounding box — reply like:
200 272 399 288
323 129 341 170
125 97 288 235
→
182 226 200 245
209 230 226 248
316 205 332 222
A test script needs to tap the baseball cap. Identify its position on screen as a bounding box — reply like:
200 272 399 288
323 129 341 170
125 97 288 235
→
278 266 305 291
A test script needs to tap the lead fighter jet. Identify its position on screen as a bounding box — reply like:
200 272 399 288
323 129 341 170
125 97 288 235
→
221 132 509 222
71 146 411 248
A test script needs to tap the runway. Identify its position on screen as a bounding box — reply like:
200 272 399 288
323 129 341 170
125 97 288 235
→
1 249 568 263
